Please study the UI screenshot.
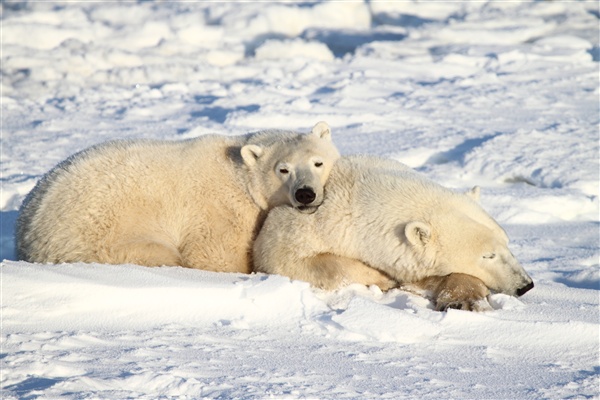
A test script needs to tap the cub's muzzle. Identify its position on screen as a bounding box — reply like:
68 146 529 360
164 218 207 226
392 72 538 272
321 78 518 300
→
295 187 316 205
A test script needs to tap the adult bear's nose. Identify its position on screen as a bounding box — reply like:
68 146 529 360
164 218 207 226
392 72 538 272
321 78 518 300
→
295 187 316 205
516 281 534 296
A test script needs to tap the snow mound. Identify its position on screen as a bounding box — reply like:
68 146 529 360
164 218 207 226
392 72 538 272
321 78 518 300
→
255 39 334 62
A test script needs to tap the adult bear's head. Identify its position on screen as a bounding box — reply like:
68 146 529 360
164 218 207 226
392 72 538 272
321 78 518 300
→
403 187 534 297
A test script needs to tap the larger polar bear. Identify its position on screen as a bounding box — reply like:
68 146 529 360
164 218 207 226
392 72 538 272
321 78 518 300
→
16 122 340 273
254 155 534 311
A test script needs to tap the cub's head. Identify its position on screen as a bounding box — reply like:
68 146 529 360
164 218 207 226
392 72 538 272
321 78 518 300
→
404 188 534 297
241 121 340 212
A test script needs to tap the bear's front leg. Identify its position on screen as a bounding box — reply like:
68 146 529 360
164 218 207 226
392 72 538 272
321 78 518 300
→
299 254 399 291
402 273 492 312
330 254 399 291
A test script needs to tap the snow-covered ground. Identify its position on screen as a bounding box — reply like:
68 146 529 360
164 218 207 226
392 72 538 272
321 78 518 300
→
2 1 599 398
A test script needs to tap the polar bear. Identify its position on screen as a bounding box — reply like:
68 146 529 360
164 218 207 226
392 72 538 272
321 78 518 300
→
254 155 534 311
16 122 340 273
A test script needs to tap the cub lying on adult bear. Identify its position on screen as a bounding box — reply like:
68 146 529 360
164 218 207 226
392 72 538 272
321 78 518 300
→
254 155 534 311
16 122 340 273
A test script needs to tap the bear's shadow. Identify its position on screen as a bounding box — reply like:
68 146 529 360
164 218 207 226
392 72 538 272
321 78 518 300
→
1 210 18 261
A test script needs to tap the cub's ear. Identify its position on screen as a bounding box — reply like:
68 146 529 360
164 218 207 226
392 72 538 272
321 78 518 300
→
405 221 431 247
311 121 332 141
241 144 263 167
466 186 481 202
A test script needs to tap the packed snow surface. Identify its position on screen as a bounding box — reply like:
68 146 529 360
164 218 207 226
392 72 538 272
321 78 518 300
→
1 1 599 399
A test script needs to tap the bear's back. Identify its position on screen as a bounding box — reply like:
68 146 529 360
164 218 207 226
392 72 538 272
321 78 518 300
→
336 156 504 243
324 156 497 235
15 135 247 263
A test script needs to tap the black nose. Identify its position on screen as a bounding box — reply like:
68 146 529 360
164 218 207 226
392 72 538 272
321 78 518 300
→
295 188 316 205
516 281 534 296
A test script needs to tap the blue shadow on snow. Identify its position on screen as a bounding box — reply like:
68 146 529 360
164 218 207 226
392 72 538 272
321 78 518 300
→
190 104 260 124
425 133 501 166
1 210 18 261
302 29 407 58
4 377 64 399
555 275 600 291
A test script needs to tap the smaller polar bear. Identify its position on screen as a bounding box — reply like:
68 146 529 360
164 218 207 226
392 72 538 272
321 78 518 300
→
254 155 534 311
16 122 340 273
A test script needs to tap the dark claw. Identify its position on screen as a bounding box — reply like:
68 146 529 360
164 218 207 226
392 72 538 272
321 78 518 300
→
438 301 471 312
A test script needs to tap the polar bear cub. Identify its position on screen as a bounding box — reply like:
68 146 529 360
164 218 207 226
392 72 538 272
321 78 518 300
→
254 155 534 311
16 122 340 273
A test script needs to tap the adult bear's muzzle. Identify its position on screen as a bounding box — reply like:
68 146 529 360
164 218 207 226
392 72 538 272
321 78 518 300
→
516 281 534 296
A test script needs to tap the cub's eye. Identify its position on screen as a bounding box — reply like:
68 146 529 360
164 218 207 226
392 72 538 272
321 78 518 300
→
483 253 496 259
314 162 323 168
279 168 289 174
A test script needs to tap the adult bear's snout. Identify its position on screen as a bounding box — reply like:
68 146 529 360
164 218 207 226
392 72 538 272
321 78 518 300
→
295 187 316 205
516 281 534 296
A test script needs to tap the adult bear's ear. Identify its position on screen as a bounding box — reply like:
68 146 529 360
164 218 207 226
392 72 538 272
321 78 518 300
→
405 221 431 247
241 144 263 167
311 121 332 141
465 186 480 202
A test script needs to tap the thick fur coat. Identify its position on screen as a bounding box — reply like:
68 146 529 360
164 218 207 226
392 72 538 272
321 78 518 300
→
16 122 340 272
254 155 533 310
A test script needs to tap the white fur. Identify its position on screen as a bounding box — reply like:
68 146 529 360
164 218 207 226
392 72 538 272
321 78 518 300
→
254 155 533 296
16 122 340 273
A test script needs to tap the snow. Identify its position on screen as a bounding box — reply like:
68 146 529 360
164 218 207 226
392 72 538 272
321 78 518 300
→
1 1 598 398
